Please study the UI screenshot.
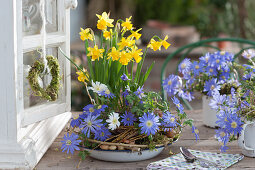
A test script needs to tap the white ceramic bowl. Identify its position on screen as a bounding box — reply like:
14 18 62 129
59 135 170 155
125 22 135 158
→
83 146 166 162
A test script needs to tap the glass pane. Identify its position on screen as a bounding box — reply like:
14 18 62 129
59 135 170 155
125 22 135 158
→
22 0 58 36
23 47 65 109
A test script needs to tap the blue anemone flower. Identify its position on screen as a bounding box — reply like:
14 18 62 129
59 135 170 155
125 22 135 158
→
163 74 179 96
215 128 229 145
79 113 103 138
192 126 199 141
94 125 111 141
61 133 81 154
172 96 184 114
70 115 82 128
162 111 179 130
225 114 243 136
95 105 108 114
83 104 96 114
120 74 129 81
134 86 145 99
139 112 160 136
203 78 221 96
220 145 229 152
191 61 202 76
99 89 115 99
121 111 136 126
178 58 192 76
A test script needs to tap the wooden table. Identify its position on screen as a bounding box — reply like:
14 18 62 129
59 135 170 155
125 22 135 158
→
36 110 255 169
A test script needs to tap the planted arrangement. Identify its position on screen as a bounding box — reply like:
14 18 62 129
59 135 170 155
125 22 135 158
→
210 49 255 152
60 12 198 158
162 51 239 101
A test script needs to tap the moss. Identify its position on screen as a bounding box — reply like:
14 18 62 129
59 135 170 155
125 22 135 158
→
27 55 60 101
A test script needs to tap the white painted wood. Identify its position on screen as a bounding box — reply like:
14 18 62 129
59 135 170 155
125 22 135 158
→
21 0 71 126
22 33 66 52
0 0 73 168
0 112 71 169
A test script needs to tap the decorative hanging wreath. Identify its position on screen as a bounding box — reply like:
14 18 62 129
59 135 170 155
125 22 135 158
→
27 55 61 101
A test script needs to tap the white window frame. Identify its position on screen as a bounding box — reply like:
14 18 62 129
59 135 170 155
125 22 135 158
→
19 0 71 127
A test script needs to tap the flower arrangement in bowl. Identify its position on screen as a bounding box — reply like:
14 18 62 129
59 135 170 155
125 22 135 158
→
209 49 255 156
60 12 198 162
162 51 240 127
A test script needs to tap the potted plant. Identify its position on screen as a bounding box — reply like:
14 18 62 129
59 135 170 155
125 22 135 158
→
60 12 198 162
162 51 239 128
210 49 255 157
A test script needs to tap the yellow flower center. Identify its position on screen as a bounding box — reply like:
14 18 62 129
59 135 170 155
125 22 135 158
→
210 85 215 90
231 121 237 129
98 105 102 109
101 132 105 137
170 117 175 122
168 80 172 85
127 118 130 121
195 129 199 134
89 108 94 113
220 51 226 55
177 104 180 108
220 132 226 137
112 118 118 125
146 120 153 128
216 59 220 63
221 76 225 79
87 121 92 127
247 54 251 58
66 140 72 146
105 89 110 95
225 117 228 122
195 65 199 69
209 68 213 73
181 63 186 69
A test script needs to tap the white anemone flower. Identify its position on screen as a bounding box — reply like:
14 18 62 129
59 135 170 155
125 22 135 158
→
88 81 108 96
106 112 120 130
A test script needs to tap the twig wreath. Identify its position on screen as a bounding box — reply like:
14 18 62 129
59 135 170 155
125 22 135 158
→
27 55 61 101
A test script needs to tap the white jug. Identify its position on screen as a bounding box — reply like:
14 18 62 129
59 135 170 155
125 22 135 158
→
202 96 218 128
238 121 255 157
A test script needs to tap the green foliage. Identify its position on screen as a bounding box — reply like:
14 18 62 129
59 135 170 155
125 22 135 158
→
78 150 90 160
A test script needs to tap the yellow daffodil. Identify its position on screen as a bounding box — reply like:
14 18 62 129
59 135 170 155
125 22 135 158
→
96 12 114 30
147 39 162 51
79 28 93 41
121 16 133 31
130 48 143 63
76 68 89 82
128 29 142 40
161 35 171 49
103 29 112 40
118 37 135 50
119 51 132 65
107 47 120 61
87 45 105 61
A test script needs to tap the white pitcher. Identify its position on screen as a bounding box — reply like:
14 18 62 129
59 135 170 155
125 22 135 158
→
202 96 218 128
238 121 255 157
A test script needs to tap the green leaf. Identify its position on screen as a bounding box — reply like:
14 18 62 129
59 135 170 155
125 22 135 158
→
79 150 90 160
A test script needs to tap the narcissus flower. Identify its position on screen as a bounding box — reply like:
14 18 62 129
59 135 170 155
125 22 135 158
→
103 29 112 40
147 39 162 51
107 47 120 61
121 16 133 31
130 47 143 63
79 28 93 41
118 37 135 50
128 29 142 40
119 51 132 65
76 68 89 82
96 12 114 30
87 45 105 61
161 35 171 49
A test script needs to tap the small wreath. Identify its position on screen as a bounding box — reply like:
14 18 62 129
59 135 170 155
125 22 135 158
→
27 55 61 101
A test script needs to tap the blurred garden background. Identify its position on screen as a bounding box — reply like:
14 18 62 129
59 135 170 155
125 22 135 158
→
69 0 255 111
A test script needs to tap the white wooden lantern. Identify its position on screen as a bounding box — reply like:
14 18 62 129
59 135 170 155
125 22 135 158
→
0 0 77 168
